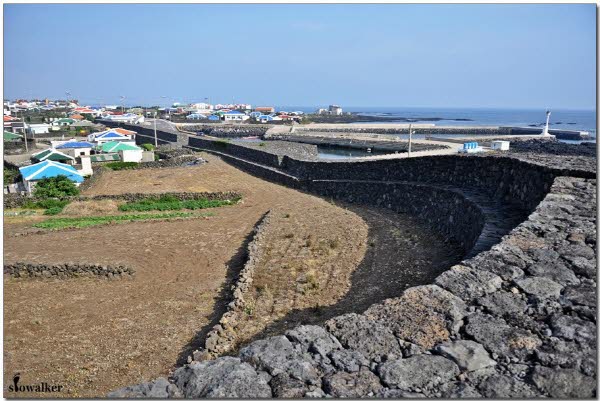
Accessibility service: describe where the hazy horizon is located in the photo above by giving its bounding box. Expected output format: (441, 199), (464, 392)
(4, 4), (596, 110)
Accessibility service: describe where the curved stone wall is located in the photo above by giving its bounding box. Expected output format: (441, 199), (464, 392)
(109, 176), (597, 399)
(108, 131), (596, 398)
(308, 180), (485, 253)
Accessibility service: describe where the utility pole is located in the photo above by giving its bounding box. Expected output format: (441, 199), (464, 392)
(154, 111), (158, 147)
(21, 110), (28, 153)
(408, 124), (413, 158)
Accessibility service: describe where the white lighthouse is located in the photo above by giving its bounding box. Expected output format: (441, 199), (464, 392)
(541, 109), (552, 136)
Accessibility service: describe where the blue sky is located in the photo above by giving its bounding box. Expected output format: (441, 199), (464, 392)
(4, 4), (596, 109)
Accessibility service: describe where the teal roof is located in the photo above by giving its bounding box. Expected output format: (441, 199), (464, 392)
(4, 131), (22, 141)
(19, 160), (84, 183)
(101, 141), (141, 152)
(32, 148), (75, 162)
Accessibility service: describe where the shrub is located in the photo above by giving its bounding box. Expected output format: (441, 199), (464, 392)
(44, 206), (64, 215)
(33, 176), (79, 198)
(4, 168), (20, 184)
(104, 162), (139, 171)
(22, 198), (70, 215)
(141, 143), (155, 151)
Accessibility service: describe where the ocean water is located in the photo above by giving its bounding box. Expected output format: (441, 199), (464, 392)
(279, 106), (597, 135)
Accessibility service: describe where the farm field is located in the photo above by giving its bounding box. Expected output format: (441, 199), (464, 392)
(3, 153), (368, 398)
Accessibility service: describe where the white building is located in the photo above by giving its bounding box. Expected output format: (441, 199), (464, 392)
(223, 110), (250, 122)
(190, 102), (213, 111)
(26, 123), (52, 135)
(329, 105), (343, 115)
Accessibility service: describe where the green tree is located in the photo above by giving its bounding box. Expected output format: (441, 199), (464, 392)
(33, 176), (80, 198)
(141, 143), (155, 151)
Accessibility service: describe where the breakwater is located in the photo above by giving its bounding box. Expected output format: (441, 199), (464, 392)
(266, 133), (447, 153)
(292, 126), (590, 141)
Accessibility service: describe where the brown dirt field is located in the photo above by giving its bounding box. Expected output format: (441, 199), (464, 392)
(4, 153), (368, 398)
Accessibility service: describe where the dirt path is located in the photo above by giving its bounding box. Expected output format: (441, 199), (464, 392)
(4, 153), (368, 398)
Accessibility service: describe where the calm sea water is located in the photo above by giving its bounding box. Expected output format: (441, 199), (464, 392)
(279, 106), (597, 135)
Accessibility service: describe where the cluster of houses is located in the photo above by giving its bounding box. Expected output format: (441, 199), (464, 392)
(11, 127), (151, 194)
(182, 105), (306, 124)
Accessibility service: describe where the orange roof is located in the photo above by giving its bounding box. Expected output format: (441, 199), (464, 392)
(70, 114), (84, 119)
(114, 128), (136, 135)
(4, 116), (18, 122)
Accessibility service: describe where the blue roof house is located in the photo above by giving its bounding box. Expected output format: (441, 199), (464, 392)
(223, 110), (249, 122)
(186, 113), (207, 120)
(259, 114), (274, 123)
(207, 114), (221, 121)
(56, 141), (95, 158)
(19, 160), (85, 193)
(87, 130), (133, 145)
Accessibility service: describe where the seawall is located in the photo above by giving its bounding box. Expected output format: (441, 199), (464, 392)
(108, 124), (597, 399)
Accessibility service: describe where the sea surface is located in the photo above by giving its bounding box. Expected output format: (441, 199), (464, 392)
(278, 106), (597, 136)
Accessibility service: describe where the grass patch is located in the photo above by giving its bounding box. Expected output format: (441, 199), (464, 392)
(118, 195), (241, 212)
(104, 161), (139, 171)
(22, 198), (70, 215)
(32, 211), (211, 230)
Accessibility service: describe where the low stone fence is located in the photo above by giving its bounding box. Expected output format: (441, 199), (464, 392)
(194, 211), (272, 360)
(3, 191), (241, 209)
(135, 155), (206, 169)
(109, 176), (597, 399)
(78, 166), (108, 191)
(4, 262), (135, 279)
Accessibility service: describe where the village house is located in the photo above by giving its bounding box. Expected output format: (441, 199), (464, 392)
(55, 141), (95, 158)
(255, 106), (275, 114)
(88, 129), (135, 145)
(19, 160), (85, 193)
(100, 141), (143, 163)
(52, 118), (76, 127)
(223, 110), (250, 122)
(26, 123), (52, 135)
(31, 148), (76, 164)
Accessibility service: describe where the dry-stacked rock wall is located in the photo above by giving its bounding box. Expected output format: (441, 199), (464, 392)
(109, 176), (597, 399)
(4, 262), (135, 279)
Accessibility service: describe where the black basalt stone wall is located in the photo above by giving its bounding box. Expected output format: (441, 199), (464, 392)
(188, 137), (283, 168)
(308, 180), (485, 253)
(281, 155), (578, 213)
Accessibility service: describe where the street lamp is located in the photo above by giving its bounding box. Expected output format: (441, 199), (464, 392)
(20, 109), (28, 153)
(407, 124), (413, 158)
